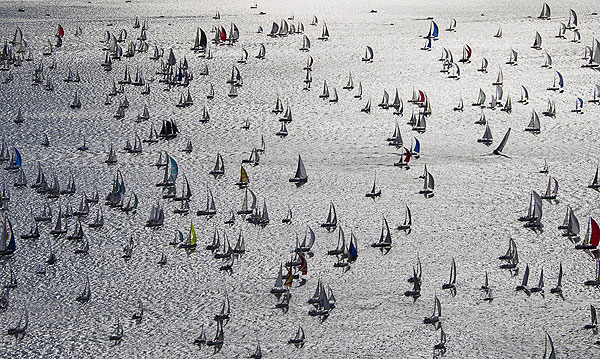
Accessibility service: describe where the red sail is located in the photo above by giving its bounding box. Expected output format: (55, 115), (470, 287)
(590, 218), (600, 246)
(418, 90), (425, 102)
(404, 148), (411, 163)
(57, 24), (64, 37)
(220, 27), (227, 42)
(296, 251), (307, 275)
(465, 45), (472, 59)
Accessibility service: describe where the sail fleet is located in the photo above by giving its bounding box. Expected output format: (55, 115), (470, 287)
(0, 1), (599, 357)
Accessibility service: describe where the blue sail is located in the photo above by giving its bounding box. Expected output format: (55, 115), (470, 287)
(116, 179), (123, 194)
(14, 148), (21, 168)
(132, 192), (138, 209)
(168, 157), (179, 183)
(6, 219), (15, 252)
(577, 97), (583, 108)
(414, 138), (421, 153)
(426, 38), (431, 49)
(556, 71), (563, 87)
(348, 238), (358, 262)
(432, 22), (439, 38)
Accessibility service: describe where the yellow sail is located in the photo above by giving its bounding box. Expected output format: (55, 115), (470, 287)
(240, 165), (249, 184)
(190, 221), (197, 245)
(284, 266), (293, 286)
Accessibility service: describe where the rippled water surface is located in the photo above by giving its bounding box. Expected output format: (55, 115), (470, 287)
(1, 0), (600, 358)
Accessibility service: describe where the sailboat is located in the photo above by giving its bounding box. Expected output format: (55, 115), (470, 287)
(442, 258), (457, 291)
(519, 85), (529, 104)
(506, 49), (518, 65)
(365, 172), (381, 198)
(404, 266), (422, 300)
(371, 216), (392, 251)
(478, 124), (493, 146)
(282, 206), (293, 224)
(529, 268), (544, 295)
(516, 264), (531, 295)
(525, 110), (541, 133)
(289, 155), (308, 183)
(318, 22), (329, 40)
(361, 97), (371, 113)
(145, 202), (164, 227)
(179, 222), (197, 249)
(250, 342), (262, 359)
(397, 205), (412, 232)
(300, 35), (311, 51)
(394, 147), (411, 168)
(584, 259), (600, 286)
(572, 97), (584, 113)
(342, 72), (354, 90)
(589, 166), (600, 189)
(478, 57), (488, 73)
(541, 176), (558, 200)
(541, 333), (556, 359)
(196, 187), (217, 216)
(321, 202), (337, 229)
(542, 99), (556, 118)
(75, 276), (92, 303)
(287, 326), (305, 348)
(494, 25), (502, 38)
(424, 21), (439, 39)
(423, 295), (441, 324)
(454, 97), (464, 111)
(547, 71), (564, 92)
(584, 305), (598, 329)
(532, 31), (542, 50)
(362, 46), (374, 62)
(446, 18), (457, 32)
(7, 308), (28, 340)
(575, 217), (600, 250)
(459, 44), (471, 63)
(209, 153), (225, 176)
(271, 264), (287, 298)
(419, 171), (434, 197)
(538, 2), (551, 20)
(472, 88), (486, 107)
(492, 128), (511, 156)
(550, 263), (563, 295)
(255, 43), (266, 59)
